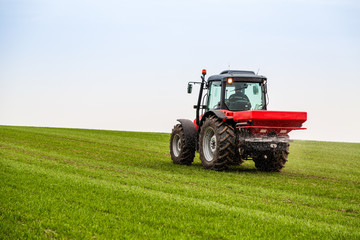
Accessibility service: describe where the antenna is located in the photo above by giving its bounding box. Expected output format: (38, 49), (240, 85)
(256, 68), (260, 75)
(228, 63), (231, 70)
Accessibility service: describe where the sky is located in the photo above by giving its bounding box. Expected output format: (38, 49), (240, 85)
(1, 0), (360, 143)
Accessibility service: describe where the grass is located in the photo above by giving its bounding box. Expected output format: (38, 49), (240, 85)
(0, 125), (359, 239)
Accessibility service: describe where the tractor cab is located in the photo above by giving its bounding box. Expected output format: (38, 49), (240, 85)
(206, 71), (267, 112)
(188, 70), (268, 126)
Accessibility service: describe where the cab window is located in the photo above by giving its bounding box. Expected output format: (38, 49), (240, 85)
(207, 81), (221, 110)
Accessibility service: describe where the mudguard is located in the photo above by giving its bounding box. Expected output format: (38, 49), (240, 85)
(199, 110), (228, 127)
(177, 119), (197, 146)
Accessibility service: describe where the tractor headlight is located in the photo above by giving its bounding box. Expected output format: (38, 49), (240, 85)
(227, 78), (233, 84)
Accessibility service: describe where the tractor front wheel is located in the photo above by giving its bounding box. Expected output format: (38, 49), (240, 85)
(199, 116), (238, 171)
(170, 124), (195, 165)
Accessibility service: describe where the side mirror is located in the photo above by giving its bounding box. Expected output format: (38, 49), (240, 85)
(253, 85), (259, 95)
(187, 83), (193, 94)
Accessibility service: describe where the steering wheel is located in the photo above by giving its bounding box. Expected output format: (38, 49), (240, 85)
(229, 95), (251, 110)
(229, 95), (248, 102)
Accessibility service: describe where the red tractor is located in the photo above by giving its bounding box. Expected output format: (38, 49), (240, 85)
(170, 69), (307, 172)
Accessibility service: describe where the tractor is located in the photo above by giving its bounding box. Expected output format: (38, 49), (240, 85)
(170, 69), (307, 172)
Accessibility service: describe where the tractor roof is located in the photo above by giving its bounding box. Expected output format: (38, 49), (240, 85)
(208, 70), (266, 83)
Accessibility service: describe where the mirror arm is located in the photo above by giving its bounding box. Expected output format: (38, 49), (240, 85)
(188, 81), (204, 94)
(188, 81), (203, 85)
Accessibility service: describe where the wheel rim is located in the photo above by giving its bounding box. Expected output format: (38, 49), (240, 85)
(203, 127), (216, 162)
(172, 134), (181, 157)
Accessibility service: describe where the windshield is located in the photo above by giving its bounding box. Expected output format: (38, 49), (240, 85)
(225, 82), (265, 111)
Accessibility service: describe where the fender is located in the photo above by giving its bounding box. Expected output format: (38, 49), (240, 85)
(177, 119), (197, 146)
(199, 110), (228, 127)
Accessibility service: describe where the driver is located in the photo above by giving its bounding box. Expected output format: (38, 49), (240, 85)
(229, 86), (251, 110)
(229, 87), (250, 102)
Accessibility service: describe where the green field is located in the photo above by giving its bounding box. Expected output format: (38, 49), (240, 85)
(0, 125), (359, 239)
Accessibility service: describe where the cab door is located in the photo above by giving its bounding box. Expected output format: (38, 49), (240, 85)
(206, 81), (222, 110)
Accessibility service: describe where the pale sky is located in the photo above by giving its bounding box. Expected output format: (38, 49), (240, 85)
(1, 0), (359, 143)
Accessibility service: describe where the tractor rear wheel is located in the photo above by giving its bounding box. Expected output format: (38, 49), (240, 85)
(170, 124), (195, 165)
(253, 146), (289, 172)
(199, 116), (238, 171)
